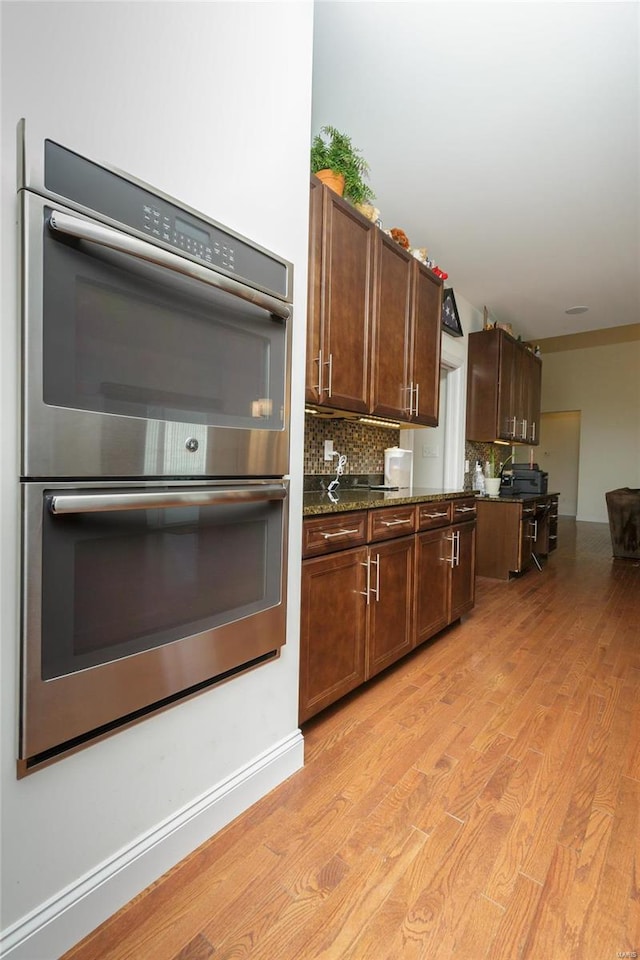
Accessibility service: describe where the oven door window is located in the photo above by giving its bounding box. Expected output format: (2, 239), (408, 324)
(42, 214), (286, 430)
(40, 491), (284, 679)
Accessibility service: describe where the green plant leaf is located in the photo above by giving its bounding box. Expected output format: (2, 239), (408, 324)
(310, 125), (375, 204)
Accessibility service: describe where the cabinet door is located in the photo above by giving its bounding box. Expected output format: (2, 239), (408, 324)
(497, 333), (519, 441)
(450, 522), (476, 621)
(475, 499), (520, 580)
(299, 547), (368, 723)
(369, 232), (412, 420)
(415, 527), (450, 645)
(320, 190), (375, 413)
(526, 352), (542, 444)
(366, 536), (414, 679)
(409, 262), (442, 426)
(305, 176), (323, 404)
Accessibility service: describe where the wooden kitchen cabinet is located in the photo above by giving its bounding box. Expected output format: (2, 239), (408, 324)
(306, 177), (375, 413)
(475, 495), (558, 580)
(300, 510), (414, 720)
(369, 231), (412, 420)
(466, 327), (542, 444)
(415, 527), (451, 643)
(408, 259), (442, 426)
(300, 496), (476, 722)
(306, 178), (442, 425)
(369, 233), (442, 425)
(365, 535), (415, 678)
(415, 498), (476, 646)
(299, 545), (368, 723)
(450, 519), (477, 620)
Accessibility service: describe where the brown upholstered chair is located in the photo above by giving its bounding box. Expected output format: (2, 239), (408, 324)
(605, 488), (640, 559)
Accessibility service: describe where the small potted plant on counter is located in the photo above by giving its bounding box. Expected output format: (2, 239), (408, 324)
(485, 451), (502, 496)
(310, 125), (375, 204)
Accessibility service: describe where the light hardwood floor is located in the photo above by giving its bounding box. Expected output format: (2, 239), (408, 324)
(63, 519), (640, 960)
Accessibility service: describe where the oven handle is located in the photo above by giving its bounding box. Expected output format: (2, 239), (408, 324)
(49, 484), (288, 515)
(48, 209), (291, 323)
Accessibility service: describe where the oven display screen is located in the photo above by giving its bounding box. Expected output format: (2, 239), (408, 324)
(175, 216), (209, 244)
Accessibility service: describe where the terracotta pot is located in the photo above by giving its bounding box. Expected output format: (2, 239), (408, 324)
(315, 169), (345, 196)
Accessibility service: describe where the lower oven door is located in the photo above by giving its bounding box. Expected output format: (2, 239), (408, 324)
(20, 479), (288, 771)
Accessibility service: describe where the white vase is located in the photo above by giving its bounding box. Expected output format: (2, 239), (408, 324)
(485, 477), (502, 497)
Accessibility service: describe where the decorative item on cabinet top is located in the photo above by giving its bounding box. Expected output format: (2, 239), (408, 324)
(310, 125), (375, 204)
(442, 287), (463, 337)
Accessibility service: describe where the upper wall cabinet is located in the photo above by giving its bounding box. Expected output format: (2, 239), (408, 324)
(466, 328), (542, 444)
(306, 178), (442, 425)
(306, 177), (375, 413)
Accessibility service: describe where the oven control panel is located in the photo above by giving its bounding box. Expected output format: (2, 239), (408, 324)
(42, 139), (289, 300)
(142, 204), (236, 271)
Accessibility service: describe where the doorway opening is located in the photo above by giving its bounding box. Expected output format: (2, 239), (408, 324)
(407, 348), (465, 490)
(538, 411), (581, 516)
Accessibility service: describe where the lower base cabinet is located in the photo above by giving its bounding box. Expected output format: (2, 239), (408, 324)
(299, 547), (367, 723)
(415, 521), (476, 647)
(299, 497), (476, 723)
(366, 535), (415, 679)
(475, 495), (559, 580)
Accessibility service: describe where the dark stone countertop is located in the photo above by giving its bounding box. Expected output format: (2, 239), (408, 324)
(303, 487), (472, 517)
(475, 491), (560, 503)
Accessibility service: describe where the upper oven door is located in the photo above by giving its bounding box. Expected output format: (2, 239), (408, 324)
(20, 191), (291, 479)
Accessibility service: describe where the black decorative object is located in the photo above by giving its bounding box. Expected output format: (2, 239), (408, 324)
(442, 287), (463, 337)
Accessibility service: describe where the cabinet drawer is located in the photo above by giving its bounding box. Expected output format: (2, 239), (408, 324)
(418, 501), (452, 530)
(452, 498), (477, 523)
(303, 511), (368, 558)
(368, 505), (417, 542)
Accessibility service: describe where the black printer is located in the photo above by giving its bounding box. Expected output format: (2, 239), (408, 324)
(500, 462), (548, 495)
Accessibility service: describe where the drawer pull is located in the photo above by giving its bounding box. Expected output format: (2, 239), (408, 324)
(320, 528), (360, 539)
(549, 535), (558, 540)
(423, 511), (448, 519)
(522, 508), (535, 514)
(380, 518), (412, 527)
(455, 506), (475, 513)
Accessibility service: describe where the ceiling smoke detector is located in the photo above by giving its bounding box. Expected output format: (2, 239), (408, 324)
(565, 305), (589, 315)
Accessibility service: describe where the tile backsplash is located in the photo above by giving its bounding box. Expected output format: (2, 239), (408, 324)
(464, 440), (513, 490)
(304, 414), (400, 475)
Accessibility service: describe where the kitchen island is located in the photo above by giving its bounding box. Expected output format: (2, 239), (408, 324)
(300, 486), (476, 722)
(475, 492), (559, 580)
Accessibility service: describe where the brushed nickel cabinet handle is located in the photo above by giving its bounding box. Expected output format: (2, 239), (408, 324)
(314, 349), (324, 396)
(360, 557), (371, 604)
(320, 528), (360, 539)
(371, 554), (380, 601)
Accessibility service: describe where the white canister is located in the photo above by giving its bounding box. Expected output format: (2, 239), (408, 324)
(384, 447), (413, 489)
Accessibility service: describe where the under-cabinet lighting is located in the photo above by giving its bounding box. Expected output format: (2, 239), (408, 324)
(304, 407), (400, 429)
(358, 417), (401, 429)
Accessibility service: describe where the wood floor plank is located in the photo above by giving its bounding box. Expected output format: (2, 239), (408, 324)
(487, 872), (544, 960)
(61, 521), (640, 960)
(450, 892), (505, 959)
(339, 814), (465, 960)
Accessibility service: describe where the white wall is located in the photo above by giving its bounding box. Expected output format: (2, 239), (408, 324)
(541, 339), (640, 522)
(0, 3), (313, 957)
(407, 291), (484, 490)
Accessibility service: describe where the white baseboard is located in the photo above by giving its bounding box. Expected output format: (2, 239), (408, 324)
(1, 730), (304, 960)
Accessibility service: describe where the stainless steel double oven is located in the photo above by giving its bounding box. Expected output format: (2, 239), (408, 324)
(17, 121), (293, 773)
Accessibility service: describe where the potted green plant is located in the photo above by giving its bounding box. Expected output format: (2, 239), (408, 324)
(485, 449), (502, 496)
(310, 125), (375, 204)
